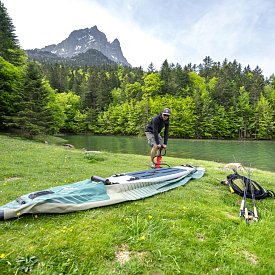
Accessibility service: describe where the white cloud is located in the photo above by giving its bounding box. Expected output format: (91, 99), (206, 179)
(2, 0), (174, 69)
(162, 0), (275, 75)
(2, 0), (275, 76)
(4, 0), (109, 48)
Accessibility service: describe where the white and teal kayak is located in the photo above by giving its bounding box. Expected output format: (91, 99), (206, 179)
(0, 165), (204, 220)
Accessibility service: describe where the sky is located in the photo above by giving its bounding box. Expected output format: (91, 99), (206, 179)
(2, 0), (275, 77)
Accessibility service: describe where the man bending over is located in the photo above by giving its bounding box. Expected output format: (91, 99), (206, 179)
(145, 107), (171, 168)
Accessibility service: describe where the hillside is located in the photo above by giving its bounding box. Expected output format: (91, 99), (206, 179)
(26, 48), (116, 66)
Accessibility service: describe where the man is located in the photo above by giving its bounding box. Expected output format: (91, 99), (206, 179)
(145, 107), (171, 168)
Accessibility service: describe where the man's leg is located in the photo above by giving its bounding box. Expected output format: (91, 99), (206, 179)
(145, 132), (163, 168)
(145, 132), (158, 168)
(150, 145), (158, 162)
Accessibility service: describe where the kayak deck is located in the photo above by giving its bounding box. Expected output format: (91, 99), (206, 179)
(127, 167), (189, 179)
(106, 166), (195, 185)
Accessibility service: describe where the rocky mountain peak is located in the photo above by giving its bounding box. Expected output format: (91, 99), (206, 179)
(111, 38), (120, 45)
(39, 26), (130, 66)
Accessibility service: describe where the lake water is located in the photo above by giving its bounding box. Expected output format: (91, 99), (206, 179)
(63, 135), (275, 172)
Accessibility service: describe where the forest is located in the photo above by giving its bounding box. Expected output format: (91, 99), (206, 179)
(1, 1), (274, 140)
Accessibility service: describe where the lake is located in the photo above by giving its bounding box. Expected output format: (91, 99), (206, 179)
(63, 135), (275, 172)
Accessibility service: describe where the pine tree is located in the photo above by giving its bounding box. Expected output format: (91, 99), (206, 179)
(9, 62), (55, 137)
(0, 56), (23, 129)
(160, 59), (172, 95)
(254, 94), (274, 139)
(0, 1), (26, 66)
(147, 62), (156, 73)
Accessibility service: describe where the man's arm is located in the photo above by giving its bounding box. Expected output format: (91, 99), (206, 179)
(152, 116), (160, 145)
(163, 123), (169, 145)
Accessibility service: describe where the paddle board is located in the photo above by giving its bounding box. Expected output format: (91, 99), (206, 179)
(0, 165), (204, 220)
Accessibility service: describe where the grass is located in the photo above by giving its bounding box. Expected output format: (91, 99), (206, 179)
(0, 134), (274, 274)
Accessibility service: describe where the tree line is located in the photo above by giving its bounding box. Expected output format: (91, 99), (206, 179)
(1, 1), (274, 139)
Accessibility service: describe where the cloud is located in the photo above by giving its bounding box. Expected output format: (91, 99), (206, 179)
(2, 0), (275, 76)
(4, 0), (112, 48)
(161, 0), (275, 75)
(3, 0), (174, 69)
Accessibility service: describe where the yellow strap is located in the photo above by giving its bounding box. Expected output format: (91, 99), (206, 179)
(229, 186), (234, 193)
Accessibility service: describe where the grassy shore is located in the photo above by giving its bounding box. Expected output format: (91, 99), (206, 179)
(0, 134), (274, 274)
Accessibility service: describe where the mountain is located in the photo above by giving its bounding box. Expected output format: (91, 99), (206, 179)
(27, 26), (130, 67)
(26, 48), (116, 67)
(70, 48), (116, 66)
(25, 49), (63, 62)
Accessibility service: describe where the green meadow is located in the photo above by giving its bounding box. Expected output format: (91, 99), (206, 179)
(0, 134), (274, 274)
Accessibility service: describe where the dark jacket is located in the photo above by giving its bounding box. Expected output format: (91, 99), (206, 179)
(145, 113), (170, 145)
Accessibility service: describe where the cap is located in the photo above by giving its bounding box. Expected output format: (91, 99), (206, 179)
(162, 108), (171, 116)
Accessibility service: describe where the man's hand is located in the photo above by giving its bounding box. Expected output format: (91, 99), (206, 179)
(157, 144), (162, 148)
(162, 144), (167, 149)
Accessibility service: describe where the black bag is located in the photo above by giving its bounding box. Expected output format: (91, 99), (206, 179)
(224, 171), (275, 200)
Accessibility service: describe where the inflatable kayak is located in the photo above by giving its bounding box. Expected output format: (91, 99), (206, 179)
(0, 165), (204, 220)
